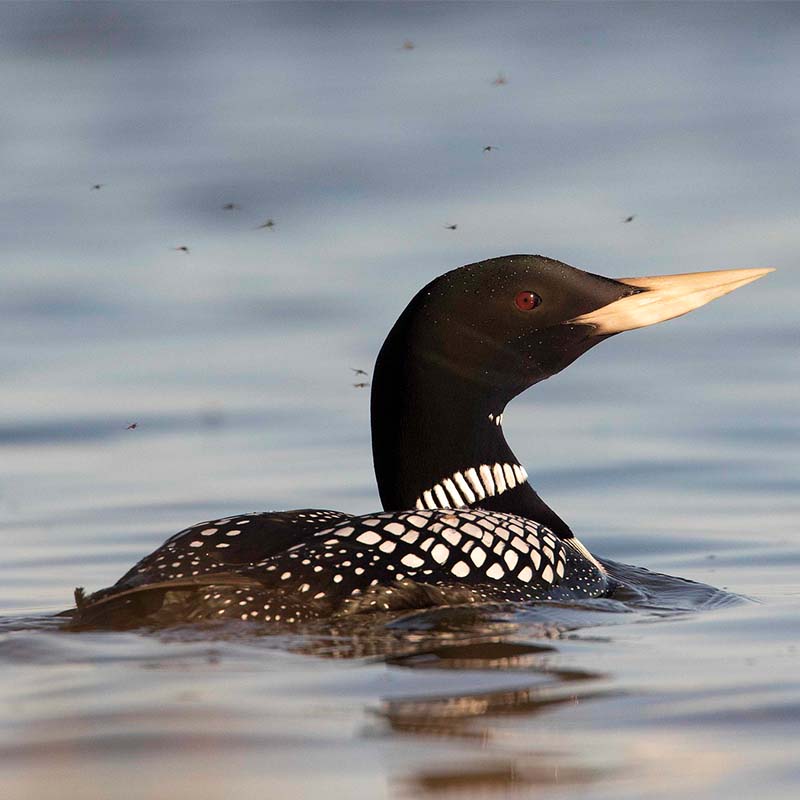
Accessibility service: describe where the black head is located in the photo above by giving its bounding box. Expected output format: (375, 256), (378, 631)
(371, 254), (772, 527)
(396, 254), (636, 401)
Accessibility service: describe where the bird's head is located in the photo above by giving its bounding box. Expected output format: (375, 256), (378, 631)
(397, 254), (773, 401)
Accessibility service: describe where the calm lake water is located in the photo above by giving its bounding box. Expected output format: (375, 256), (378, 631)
(1, 3), (798, 798)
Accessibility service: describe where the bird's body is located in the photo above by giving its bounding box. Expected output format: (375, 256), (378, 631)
(69, 254), (771, 628)
(72, 508), (608, 627)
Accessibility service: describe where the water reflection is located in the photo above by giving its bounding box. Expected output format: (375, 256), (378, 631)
(382, 650), (610, 734)
(380, 638), (615, 796)
(1, 594), (794, 800)
(387, 640), (559, 670)
(401, 758), (609, 797)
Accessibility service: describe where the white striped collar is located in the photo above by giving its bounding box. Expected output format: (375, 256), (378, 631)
(415, 462), (528, 510)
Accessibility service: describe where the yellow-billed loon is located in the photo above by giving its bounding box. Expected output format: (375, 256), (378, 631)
(69, 255), (771, 627)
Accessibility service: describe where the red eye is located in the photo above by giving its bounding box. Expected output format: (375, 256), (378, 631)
(514, 290), (541, 311)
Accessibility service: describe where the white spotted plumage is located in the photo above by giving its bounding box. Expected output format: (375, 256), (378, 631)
(79, 506), (606, 626)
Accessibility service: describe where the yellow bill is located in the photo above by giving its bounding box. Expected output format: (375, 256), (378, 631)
(570, 267), (774, 335)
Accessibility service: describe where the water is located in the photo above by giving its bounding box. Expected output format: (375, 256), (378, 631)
(1, 3), (798, 798)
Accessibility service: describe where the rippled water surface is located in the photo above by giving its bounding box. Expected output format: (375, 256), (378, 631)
(1, 4), (798, 799)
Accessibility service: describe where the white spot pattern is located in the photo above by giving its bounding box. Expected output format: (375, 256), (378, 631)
(88, 507), (605, 627)
(415, 462), (528, 510)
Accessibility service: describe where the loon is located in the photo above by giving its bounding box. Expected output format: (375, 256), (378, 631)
(69, 255), (771, 627)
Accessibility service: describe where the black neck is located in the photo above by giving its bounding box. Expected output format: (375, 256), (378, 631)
(370, 315), (573, 538)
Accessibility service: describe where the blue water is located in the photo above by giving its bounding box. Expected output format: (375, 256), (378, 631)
(1, 4), (798, 798)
